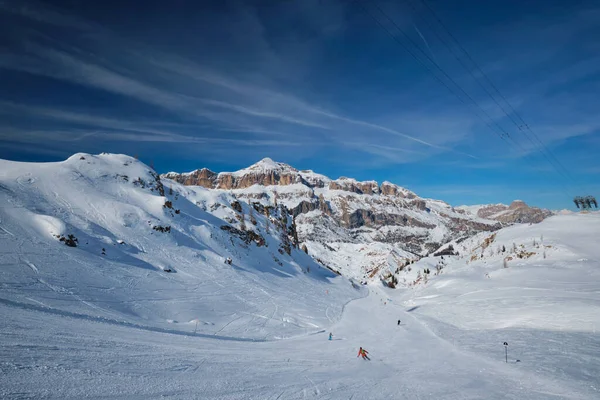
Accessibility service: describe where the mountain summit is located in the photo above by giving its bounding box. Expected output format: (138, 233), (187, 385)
(457, 200), (552, 224)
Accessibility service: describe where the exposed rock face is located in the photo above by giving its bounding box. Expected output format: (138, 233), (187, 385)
(329, 179), (379, 195)
(217, 170), (298, 189)
(162, 158), (551, 283)
(476, 204), (507, 220)
(380, 182), (416, 198)
(508, 200), (527, 210)
(165, 159), (305, 190)
(496, 204), (553, 224)
(410, 199), (428, 211)
(471, 201), (553, 224)
(165, 159), (419, 197)
(163, 168), (216, 188)
(290, 200), (320, 217)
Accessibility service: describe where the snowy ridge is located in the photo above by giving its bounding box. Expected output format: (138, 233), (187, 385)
(299, 169), (332, 185)
(228, 157), (295, 176)
(163, 168), (209, 178)
(457, 203), (507, 215)
(0, 153), (362, 340)
(164, 158), (296, 179)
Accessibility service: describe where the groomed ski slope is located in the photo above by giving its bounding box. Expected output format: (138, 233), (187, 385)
(2, 279), (598, 399)
(1, 154), (599, 399)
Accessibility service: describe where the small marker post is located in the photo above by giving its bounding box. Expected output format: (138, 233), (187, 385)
(503, 342), (508, 363)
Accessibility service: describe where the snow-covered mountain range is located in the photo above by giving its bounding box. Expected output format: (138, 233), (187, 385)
(164, 157), (553, 283)
(1, 153), (598, 399)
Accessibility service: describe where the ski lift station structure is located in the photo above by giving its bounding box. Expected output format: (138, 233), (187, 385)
(573, 196), (598, 210)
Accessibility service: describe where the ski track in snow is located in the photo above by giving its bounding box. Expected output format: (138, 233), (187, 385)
(23, 260), (39, 274)
(0, 297), (266, 343)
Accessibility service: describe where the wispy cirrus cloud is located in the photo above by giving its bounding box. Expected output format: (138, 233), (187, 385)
(0, 0), (483, 165)
(0, 0), (92, 29)
(1, 0), (598, 210)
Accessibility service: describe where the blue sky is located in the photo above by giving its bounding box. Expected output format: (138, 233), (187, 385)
(1, 0), (599, 209)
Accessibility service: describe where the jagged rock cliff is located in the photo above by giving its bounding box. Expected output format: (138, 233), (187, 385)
(163, 158), (519, 282)
(164, 158), (310, 190)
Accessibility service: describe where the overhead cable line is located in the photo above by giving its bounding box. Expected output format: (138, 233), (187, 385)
(355, 0), (514, 147)
(354, 0), (575, 196)
(355, 0), (559, 189)
(411, 0), (580, 192)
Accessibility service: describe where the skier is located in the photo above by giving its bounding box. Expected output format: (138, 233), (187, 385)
(357, 347), (370, 360)
(397, 319), (401, 326)
(328, 332), (333, 341)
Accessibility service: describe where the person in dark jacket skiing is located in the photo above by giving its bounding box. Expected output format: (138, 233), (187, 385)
(357, 347), (370, 360)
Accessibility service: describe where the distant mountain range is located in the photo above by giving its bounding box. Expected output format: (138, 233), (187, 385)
(0, 152), (556, 289)
(163, 158), (553, 282)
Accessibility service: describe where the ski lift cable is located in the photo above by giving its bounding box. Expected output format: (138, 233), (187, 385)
(349, 0), (491, 136)
(360, 0), (514, 144)
(354, 0), (572, 196)
(401, 0), (574, 188)
(403, 0), (577, 195)
(359, 0), (575, 196)
(414, 0), (578, 189)
(412, 0), (581, 192)
(404, 0), (524, 132)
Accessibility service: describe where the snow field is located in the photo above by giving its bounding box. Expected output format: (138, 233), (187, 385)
(0, 154), (598, 399)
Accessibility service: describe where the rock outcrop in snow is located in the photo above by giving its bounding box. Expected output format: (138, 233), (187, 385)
(164, 158), (319, 190)
(457, 200), (553, 224)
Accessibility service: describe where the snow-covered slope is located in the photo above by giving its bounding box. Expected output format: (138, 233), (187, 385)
(0, 153), (362, 340)
(387, 213), (600, 397)
(1, 154), (599, 399)
(401, 212), (600, 331)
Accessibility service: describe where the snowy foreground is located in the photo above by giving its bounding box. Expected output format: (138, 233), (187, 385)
(1, 154), (599, 399)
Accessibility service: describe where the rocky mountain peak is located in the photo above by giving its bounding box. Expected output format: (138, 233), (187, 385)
(241, 158), (297, 175)
(380, 181), (417, 199)
(509, 200), (528, 210)
(458, 200), (553, 224)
